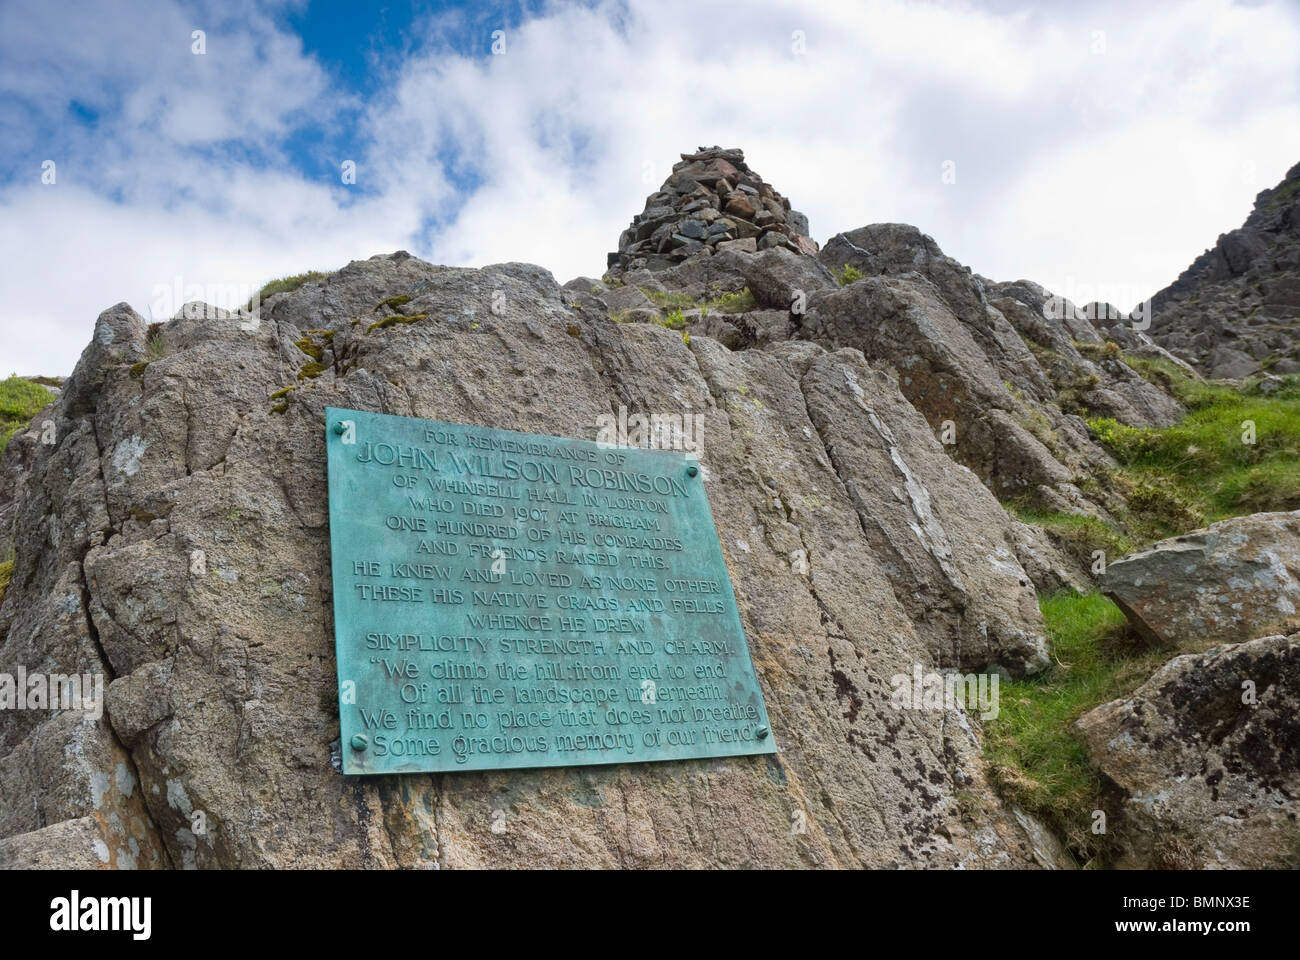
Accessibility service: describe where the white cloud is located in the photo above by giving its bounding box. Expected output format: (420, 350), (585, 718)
(2, 0), (1298, 374)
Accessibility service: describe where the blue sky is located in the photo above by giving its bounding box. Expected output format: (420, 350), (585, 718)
(3, 0), (1300, 374)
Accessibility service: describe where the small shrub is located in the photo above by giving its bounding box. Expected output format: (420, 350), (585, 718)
(836, 263), (863, 285)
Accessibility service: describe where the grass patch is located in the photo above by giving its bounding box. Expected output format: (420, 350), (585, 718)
(658, 310), (687, 331)
(1089, 371), (1300, 522)
(1009, 507), (1134, 568)
(708, 287), (756, 314)
(985, 590), (1170, 867)
(0, 376), (54, 453)
(643, 289), (698, 310)
(250, 271), (327, 307)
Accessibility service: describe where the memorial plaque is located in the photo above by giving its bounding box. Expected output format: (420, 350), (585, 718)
(325, 407), (777, 774)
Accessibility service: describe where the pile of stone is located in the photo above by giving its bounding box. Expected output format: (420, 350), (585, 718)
(608, 146), (817, 272)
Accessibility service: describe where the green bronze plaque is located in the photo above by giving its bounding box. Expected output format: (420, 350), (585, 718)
(325, 407), (777, 775)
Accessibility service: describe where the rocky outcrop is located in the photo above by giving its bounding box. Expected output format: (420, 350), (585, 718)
(0, 249), (1071, 869)
(1147, 161), (1300, 377)
(1102, 511), (1300, 646)
(608, 147), (818, 272)
(1076, 632), (1300, 869)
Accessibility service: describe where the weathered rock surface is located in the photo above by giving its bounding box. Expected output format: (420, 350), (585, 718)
(0, 250), (1068, 869)
(1076, 632), (1300, 869)
(1102, 511), (1300, 646)
(1147, 161), (1300, 377)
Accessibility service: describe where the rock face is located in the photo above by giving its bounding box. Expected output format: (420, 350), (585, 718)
(0, 246), (1078, 869)
(1102, 511), (1300, 646)
(1076, 633), (1300, 869)
(1147, 161), (1300, 377)
(18, 145), (1291, 871)
(609, 147), (818, 272)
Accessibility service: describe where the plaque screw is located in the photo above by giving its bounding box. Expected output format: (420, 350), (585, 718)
(756, 725), (770, 739)
(350, 734), (369, 751)
(333, 422), (346, 435)
(686, 463), (699, 477)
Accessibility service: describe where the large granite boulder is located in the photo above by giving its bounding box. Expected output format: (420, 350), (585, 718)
(1076, 632), (1300, 869)
(1102, 511), (1300, 646)
(0, 251), (1065, 869)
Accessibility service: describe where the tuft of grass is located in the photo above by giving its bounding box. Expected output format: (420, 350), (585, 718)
(0, 376), (54, 454)
(836, 263), (863, 286)
(708, 287), (756, 314)
(250, 271), (327, 307)
(146, 329), (166, 361)
(643, 289), (698, 310)
(985, 590), (1169, 867)
(659, 310), (688, 331)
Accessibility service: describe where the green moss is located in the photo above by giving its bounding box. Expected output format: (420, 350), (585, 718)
(296, 362), (327, 380)
(0, 558), (11, 606)
(129, 361), (150, 379)
(294, 335), (324, 361)
(0, 376), (54, 454)
(269, 386), (295, 401)
(708, 287), (756, 314)
(366, 312), (428, 333)
(836, 263), (863, 286)
(270, 401), (289, 415)
(985, 591), (1170, 867)
(374, 295), (412, 313)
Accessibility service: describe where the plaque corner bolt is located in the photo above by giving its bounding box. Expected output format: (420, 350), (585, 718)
(332, 422), (346, 436)
(686, 463), (699, 477)
(350, 734), (369, 751)
(756, 725), (770, 739)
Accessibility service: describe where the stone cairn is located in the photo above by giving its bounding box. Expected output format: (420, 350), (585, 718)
(608, 146), (818, 271)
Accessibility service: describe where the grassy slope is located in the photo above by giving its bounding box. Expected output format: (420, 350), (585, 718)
(988, 363), (1300, 866)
